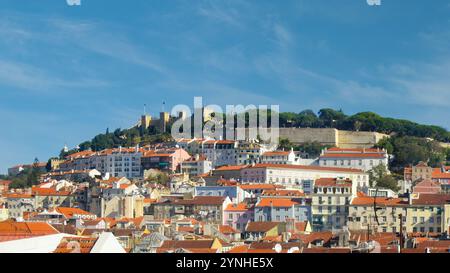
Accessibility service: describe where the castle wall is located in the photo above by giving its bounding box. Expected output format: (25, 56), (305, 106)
(235, 127), (389, 149)
(337, 130), (389, 148)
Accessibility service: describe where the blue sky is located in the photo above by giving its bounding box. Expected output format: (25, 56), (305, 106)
(1, 0), (450, 173)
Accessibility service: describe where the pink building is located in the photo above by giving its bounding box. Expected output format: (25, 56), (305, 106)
(223, 202), (254, 233)
(141, 148), (191, 172)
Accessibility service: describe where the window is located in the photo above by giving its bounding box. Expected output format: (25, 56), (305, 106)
(413, 217), (417, 224)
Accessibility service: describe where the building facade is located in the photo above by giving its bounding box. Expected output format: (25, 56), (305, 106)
(318, 147), (389, 172)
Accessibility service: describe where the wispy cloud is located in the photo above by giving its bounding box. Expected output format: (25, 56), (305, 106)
(0, 59), (109, 92)
(197, 1), (243, 28)
(46, 18), (167, 74)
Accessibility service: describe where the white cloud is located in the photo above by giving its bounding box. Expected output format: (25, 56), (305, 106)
(197, 0), (244, 28)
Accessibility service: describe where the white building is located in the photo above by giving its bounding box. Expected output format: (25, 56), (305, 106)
(260, 149), (296, 165)
(318, 147), (389, 172)
(236, 141), (275, 165)
(60, 146), (143, 179)
(203, 140), (238, 168)
(180, 154), (212, 176)
(240, 163), (369, 190)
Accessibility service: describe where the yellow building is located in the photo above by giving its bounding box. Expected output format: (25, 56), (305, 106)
(406, 193), (450, 234)
(348, 196), (407, 233)
(348, 193), (450, 234)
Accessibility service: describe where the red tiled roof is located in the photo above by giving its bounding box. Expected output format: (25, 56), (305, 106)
(432, 168), (450, 179)
(159, 240), (216, 250)
(54, 207), (95, 219)
(32, 187), (72, 196)
(262, 151), (290, 156)
(177, 226), (195, 233)
(295, 221), (308, 232)
(296, 231), (333, 245)
(215, 165), (249, 171)
(412, 194), (450, 205)
(246, 222), (279, 233)
(239, 184), (278, 190)
(262, 189), (305, 197)
(219, 225), (239, 234)
(314, 178), (352, 187)
(413, 180), (441, 194)
(225, 203), (252, 211)
(0, 221), (59, 240)
(0, 180), (12, 186)
(66, 150), (95, 160)
(247, 164), (365, 173)
(4, 193), (33, 199)
(256, 198), (300, 208)
(54, 237), (97, 253)
(302, 247), (351, 253)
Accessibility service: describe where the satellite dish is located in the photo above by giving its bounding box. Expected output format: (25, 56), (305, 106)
(287, 247), (299, 253)
(274, 244), (282, 253)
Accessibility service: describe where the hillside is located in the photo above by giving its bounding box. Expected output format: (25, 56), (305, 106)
(72, 109), (449, 149)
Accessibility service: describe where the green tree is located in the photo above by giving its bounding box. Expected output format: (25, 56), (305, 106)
(27, 158), (42, 186)
(278, 138), (293, 150)
(297, 110), (319, 128)
(318, 108), (346, 128)
(368, 164), (399, 192)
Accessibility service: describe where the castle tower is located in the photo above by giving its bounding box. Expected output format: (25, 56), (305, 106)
(141, 115), (152, 130)
(159, 112), (170, 133)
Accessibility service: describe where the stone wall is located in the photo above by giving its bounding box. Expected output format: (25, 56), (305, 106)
(235, 127), (389, 148)
(337, 130), (389, 148)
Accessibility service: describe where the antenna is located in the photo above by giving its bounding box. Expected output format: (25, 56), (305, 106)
(144, 104), (147, 115)
(162, 101), (166, 113)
